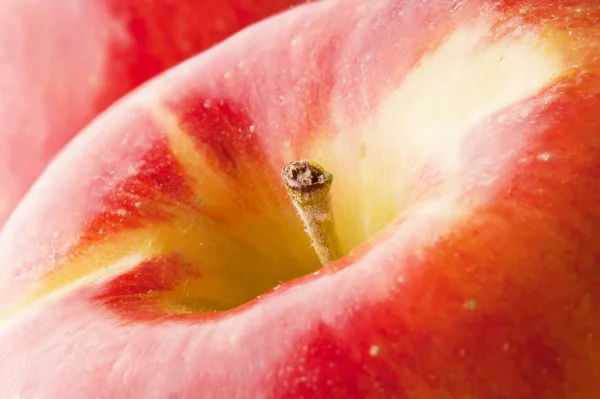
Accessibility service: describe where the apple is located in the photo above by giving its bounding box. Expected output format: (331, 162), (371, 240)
(1, 0), (600, 397)
(0, 0), (305, 228)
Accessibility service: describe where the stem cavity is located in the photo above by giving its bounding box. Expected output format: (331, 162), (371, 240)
(281, 160), (341, 266)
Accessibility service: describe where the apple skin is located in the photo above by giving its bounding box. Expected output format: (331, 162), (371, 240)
(0, 0), (305, 228)
(1, 0), (600, 397)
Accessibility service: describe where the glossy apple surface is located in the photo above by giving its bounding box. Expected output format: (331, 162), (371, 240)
(0, 0), (304, 227)
(1, 0), (600, 397)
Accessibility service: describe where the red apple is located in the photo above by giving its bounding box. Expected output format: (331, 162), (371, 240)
(0, 0), (305, 228)
(1, 0), (600, 397)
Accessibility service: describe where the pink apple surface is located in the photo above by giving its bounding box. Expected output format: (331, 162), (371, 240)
(0, 0), (304, 228)
(1, 0), (600, 397)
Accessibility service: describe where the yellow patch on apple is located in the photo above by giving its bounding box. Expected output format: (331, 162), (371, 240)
(312, 20), (569, 255)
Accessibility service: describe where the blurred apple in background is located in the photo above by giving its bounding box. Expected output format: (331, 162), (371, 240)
(2, 0), (600, 397)
(0, 0), (305, 227)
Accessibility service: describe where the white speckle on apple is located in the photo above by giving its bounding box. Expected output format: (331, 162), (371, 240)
(117, 208), (127, 217)
(369, 345), (380, 356)
(249, 125), (255, 133)
(463, 299), (478, 310)
(53, 231), (60, 238)
(134, 202), (142, 208)
(223, 71), (231, 79)
(536, 152), (551, 161)
(203, 100), (212, 109)
(396, 276), (405, 284)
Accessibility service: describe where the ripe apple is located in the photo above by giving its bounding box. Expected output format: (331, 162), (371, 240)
(1, 0), (600, 397)
(0, 0), (305, 228)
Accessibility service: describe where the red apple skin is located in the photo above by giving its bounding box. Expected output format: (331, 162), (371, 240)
(0, 0), (305, 228)
(1, 0), (600, 397)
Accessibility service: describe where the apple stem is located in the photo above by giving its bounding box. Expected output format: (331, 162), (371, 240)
(281, 160), (341, 266)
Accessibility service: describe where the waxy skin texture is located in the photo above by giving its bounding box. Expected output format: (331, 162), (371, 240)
(0, 0), (303, 226)
(1, 0), (600, 397)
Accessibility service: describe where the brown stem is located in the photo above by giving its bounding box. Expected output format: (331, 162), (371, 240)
(281, 160), (341, 266)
